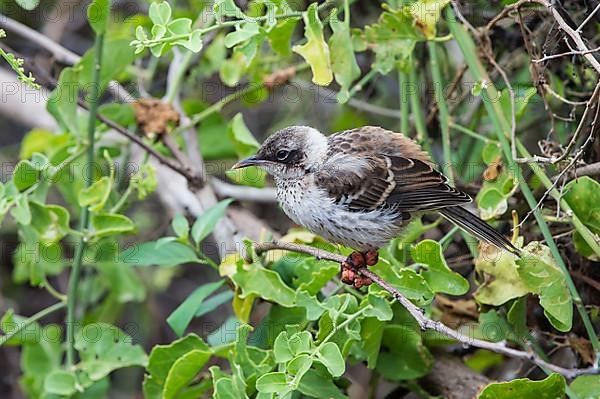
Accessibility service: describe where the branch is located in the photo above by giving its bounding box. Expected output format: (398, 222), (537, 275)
(542, 0), (600, 74)
(573, 161), (600, 178)
(253, 240), (599, 380)
(211, 177), (277, 203)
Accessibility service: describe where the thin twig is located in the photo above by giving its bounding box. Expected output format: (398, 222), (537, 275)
(253, 240), (599, 380)
(516, 125), (596, 229)
(542, 0), (600, 73)
(550, 82), (600, 164)
(76, 98), (200, 184)
(533, 45), (600, 63)
(576, 1), (600, 32)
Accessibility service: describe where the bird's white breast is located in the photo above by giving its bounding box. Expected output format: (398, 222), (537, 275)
(275, 176), (405, 250)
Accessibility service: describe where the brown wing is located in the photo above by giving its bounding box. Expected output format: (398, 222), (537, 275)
(315, 127), (471, 213)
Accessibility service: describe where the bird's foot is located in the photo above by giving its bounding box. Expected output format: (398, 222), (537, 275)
(364, 249), (379, 266)
(340, 251), (376, 289)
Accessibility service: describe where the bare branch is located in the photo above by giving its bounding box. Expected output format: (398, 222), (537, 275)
(211, 178), (277, 203)
(253, 240), (599, 380)
(573, 161), (600, 178)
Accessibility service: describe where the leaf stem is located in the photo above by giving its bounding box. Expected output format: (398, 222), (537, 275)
(65, 31), (105, 368)
(408, 61), (429, 151)
(348, 69), (377, 99)
(0, 302), (66, 347)
(399, 69), (409, 134)
(449, 121), (499, 144)
(427, 41), (453, 183)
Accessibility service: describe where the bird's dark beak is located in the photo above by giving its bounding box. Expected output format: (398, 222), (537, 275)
(232, 155), (262, 169)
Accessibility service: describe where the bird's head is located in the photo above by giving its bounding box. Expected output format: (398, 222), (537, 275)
(232, 126), (328, 180)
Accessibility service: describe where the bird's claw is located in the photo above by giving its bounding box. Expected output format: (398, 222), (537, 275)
(364, 250), (379, 266)
(340, 251), (376, 289)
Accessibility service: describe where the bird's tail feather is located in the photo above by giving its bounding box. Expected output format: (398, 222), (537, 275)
(439, 206), (521, 256)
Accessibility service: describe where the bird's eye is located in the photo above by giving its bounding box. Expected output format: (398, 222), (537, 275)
(276, 150), (289, 161)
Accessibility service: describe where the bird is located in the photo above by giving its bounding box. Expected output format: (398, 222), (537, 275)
(232, 126), (520, 288)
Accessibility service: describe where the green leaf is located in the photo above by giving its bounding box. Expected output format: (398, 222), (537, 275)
(195, 290), (233, 317)
(97, 261), (146, 303)
(273, 331), (293, 363)
(225, 21), (260, 48)
(29, 202), (70, 244)
(231, 262), (296, 307)
(564, 176), (600, 260)
(79, 38), (137, 93)
(411, 240), (469, 295)
(191, 199), (233, 245)
(47, 67), (80, 135)
(44, 370), (77, 396)
(130, 162), (157, 200)
(507, 296), (528, 339)
(464, 350), (505, 373)
(298, 369), (347, 399)
(316, 342), (345, 378)
(294, 257), (339, 295)
(87, 0), (110, 34)
(477, 187), (508, 220)
(78, 176), (112, 212)
(287, 354), (312, 378)
(168, 18), (192, 35)
(516, 242), (573, 332)
(564, 177), (600, 232)
(174, 30), (203, 53)
(75, 323), (147, 382)
(478, 373), (565, 399)
(255, 372), (288, 393)
(19, 129), (69, 159)
(15, 0), (39, 10)
(288, 331), (312, 356)
(90, 213), (135, 238)
(329, 10), (360, 103)
(359, 317), (384, 369)
(364, 5), (423, 74)
(226, 114), (266, 188)
(362, 294), (393, 321)
(474, 243), (529, 306)
(570, 375), (600, 399)
(295, 290), (326, 321)
(481, 142), (502, 165)
(409, 0), (450, 39)
(149, 1), (171, 25)
(147, 334), (209, 383)
(121, 240), (200, 267)
(477, 310), (509, 342)
(171, 213), (189, 239)
(167, 280), (224, 336)
(370, 262), (434, 304)
(163, 349), (212, 399)
(292, 3), (333, 86)
(268, 17), (300, 57)
(11, 194), (31, 225)
(376, 325), (433, 380)
(12, 160), (39, 192)
(214, 0), (245, 19)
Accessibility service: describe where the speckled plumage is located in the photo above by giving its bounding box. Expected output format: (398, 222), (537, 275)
(236, 126), (519, 254)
